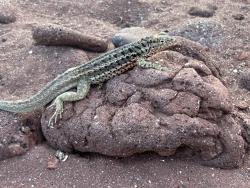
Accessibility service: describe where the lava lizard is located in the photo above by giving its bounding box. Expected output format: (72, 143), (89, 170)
(0, 32), (176, 127)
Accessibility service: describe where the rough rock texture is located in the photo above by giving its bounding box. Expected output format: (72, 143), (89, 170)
(165, 36), (222, 79)
(32, 24), (108, 52)
(0, 111), (42, 160)
(42, 43), (245, 168)
(170, 21), (225, 48)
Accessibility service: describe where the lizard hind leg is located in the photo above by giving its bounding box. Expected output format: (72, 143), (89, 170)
(48, 78), (90, 128)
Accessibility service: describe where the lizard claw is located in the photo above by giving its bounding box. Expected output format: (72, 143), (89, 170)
(48, 100), (56, 110)
(47, 108), (64, 128)
(48, 119), (54, 128)
(47, 99), (64, 128)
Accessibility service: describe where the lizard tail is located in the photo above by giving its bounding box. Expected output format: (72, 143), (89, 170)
(0, 99), (44, 113)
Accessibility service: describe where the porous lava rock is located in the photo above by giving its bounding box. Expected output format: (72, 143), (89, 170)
(41, 38), (245, 168)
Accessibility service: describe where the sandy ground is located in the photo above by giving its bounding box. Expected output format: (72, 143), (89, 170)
(1, 144), (250, 188)
(0, 0), (250, 187)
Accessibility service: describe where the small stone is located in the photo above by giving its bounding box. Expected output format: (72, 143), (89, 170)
(8, 143), (25, 156)
(20, 126), (31, 133)
(232, 14), (245, 20)
(112, 27), (155, 47)
(235, 51), (249, 61)
(239, 71), (250, 91)
(28, 50), (33, 55)
(0, 3), (17, 24)
(188, 6), (215, 18)
(235, 101), (249, 110)
(47, 156), (59, 170)
(55, 150), (68, 162)
(233, 69), (238, 73)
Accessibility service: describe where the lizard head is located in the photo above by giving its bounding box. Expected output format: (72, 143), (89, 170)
(149, 31), (176, 53)
(155, 31), (175, 46)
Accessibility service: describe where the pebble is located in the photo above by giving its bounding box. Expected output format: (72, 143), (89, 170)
(8, 143), (25, 156)
(232, 14), (245, 20)
(32, 24), (108, 52)
(235, 51), (249, 61)
(112, 27), (155, 47)
(0, 3), (16, 24)
(55, 150), (68, 162)
(235, 101), (249, 110)
(47, 156), (59, 170)
(233, 69), (238, 73)
(239, 71), (250, 91)
(20, 126), (31, 134)
(188, 5), (216, 18)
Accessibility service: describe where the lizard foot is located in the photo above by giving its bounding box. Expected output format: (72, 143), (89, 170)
(47, 99), (64, 128)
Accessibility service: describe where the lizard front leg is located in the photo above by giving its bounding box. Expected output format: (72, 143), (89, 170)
(48, 78), (90, 128)
(138, 58), (167, 71)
